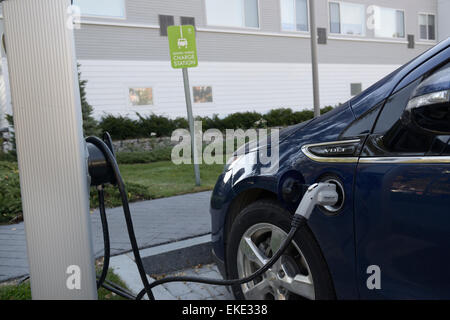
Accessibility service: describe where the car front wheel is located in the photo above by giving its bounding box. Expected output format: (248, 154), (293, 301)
(226, 199), (335, 300)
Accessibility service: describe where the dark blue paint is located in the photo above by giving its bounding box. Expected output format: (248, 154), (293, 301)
(210, 38), (450, 300)
(355, 163), (450, 299)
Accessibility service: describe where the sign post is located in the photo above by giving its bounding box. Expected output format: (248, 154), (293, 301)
(168, 25), (201, 186)
(309, 0), (321, 118)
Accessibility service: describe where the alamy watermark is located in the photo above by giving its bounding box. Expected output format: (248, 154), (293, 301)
(171, 121), (280, 174)
(66, 264), (81, 290)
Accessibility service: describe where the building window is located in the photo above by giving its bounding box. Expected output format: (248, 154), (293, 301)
(205, 0), (259, 28)
(181, 16), (196, 28)
(350, 83), (362, 96)
(73, 0), (125, 18)
(419, 14), (436, 40)
(129, 88), (153, 106)
(373, 6), (405, 38)
(159, 15), (174, 36)
(193, 86), (213, 103)
(281, 0), (308, 32)
(329, 2), (365, 36)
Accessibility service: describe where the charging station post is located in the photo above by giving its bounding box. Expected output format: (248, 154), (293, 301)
(2, 0), (97, 299)
(168, 25), (201, 186)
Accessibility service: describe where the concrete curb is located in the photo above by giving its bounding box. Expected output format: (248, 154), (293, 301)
(109, 234), (214, 300)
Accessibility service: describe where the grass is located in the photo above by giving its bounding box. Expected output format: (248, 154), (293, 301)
(119, 161), (224, 199)
(0, 268), (129, 300)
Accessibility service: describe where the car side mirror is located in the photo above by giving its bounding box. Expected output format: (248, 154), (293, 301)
(402, 89), (450, 135)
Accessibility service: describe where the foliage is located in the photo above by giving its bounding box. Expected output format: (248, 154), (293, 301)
(0, 161), (22, 224)
(136, 112), (176, 137)
(99, 106), (336, 140)
(99, 115), (140, 140)
(78, 64), (99, 137)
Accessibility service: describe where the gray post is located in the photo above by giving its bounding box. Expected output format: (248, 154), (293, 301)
(2, 0), (97, 299)
(182, 68), (201, 186)
(309, 0), (321, 118)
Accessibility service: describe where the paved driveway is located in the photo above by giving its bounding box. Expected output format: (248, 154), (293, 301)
(0, 191), (212, 282)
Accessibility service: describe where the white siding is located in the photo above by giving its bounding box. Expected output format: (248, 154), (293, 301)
(438, 0), (450, 41)
(78, 59), (400, 119)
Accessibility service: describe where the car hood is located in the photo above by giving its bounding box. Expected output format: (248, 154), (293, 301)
(233, 118), (314, 155)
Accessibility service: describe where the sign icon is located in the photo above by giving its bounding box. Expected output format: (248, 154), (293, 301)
(178, 38), (188, 49)
(168, 25), (198, 69)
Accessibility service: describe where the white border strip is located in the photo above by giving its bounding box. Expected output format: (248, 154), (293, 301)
(73, 20), (436, 45)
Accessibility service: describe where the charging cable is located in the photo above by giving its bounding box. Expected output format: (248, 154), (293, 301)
(87, 135), (338, 300)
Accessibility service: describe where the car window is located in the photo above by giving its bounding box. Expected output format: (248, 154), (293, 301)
(373, 78), (420, 134)
(371, 61), (449, 155)
(341, 102), (383, 138)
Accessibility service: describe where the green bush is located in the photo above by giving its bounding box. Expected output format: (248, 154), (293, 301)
(0, 151), (17, 162)
(95, 106), (337, 141)
(196, 114), (223, 131)
(78, 65), (100, 137)
(292, 109), (315, 124)
(321, 106), (334, 114)
(222, 111), (263, 130)
(137, 113), (176, 137)
(263, 108), (295, 127)
(0, 162), (22, 224)
(100, 115), (140, 140)
(172, 117), (189, 130)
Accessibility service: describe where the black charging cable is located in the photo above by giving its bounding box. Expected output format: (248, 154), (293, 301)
(96, 186), (109, 289)
(86, 136), (155, 300)
(136, 217), (304, 300)
(88, 134), (307, 301)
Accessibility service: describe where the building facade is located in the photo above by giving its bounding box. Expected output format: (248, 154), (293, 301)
(0, 0), (449, 125)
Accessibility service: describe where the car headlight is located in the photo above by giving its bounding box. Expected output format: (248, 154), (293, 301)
(224, 154), (242, 172)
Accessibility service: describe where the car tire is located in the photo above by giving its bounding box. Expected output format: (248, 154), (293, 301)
(226, 199), (336, 300)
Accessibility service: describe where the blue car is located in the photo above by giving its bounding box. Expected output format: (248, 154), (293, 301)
(210, 38), (450, 300)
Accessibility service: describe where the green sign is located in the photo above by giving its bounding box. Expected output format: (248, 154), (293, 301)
(168, 25), (198, 69)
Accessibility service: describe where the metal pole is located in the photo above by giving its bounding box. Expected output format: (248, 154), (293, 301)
(2, 0), (97, 299)
(309, 0), (321, 118)
(182, 68), (201, 186)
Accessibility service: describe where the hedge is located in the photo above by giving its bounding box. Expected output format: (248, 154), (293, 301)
(99, 106), (335, 140)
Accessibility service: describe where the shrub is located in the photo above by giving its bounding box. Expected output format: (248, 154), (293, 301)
(0, 162), (22, 224)
(96, 106), (337, 141)
(99, 115), (140, 140)
(263, 108), (295, 127)
(5, 115), (17, 161)
(292, 109), (314, 123)
(172, 117), (189, 130)
(78, 65), (100, 137)
(321, 106), (334, 114)
(222, 112), (263, 130)
(136, 113), (175, 137)
(195, 114), (222, 131)
(0, 152), (17, 162)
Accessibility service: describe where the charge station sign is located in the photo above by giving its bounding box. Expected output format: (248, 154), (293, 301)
(167, 25), (201, 185)
(168, 25), (198, 69)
